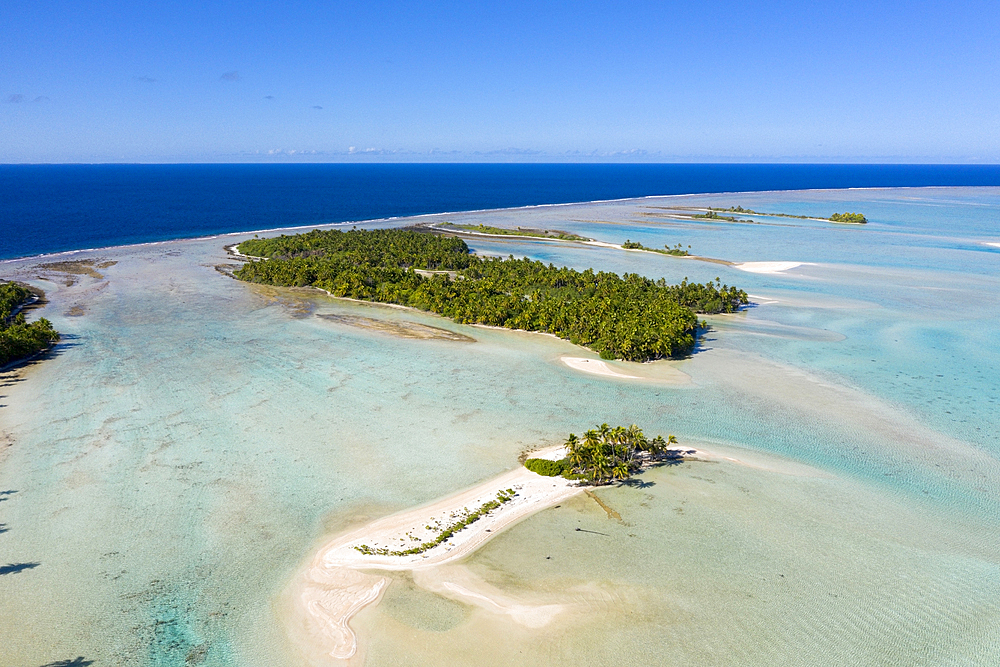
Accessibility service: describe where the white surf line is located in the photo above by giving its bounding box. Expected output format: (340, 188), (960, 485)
(746, 294), (780, 305)
(985, 242), (1000, 249)
(224, 244), (264, 261)
(561, 356), (640, 379)
(734, 261), (813, 274)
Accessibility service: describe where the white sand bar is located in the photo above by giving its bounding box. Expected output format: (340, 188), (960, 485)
(287, 445), (583, 661)
(561, 356), (640, 378)
(735, 261), (812, 274)
(581, 240), (623, 249)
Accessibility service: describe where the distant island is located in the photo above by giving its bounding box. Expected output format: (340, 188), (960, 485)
(828, 212), (868, 224)
(695, 210), (756, 222)
(0, 281), (60, 367)
(639, 206), (868, 225)
(525, 423), (686, 484)
(622, 240), (691, 256)
(234, 228), (748, 361)
(438, 223), (591, 241)
(710, 206), (868, 224)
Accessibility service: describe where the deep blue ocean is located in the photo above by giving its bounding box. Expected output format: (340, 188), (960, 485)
(3, 163), (1000, 260)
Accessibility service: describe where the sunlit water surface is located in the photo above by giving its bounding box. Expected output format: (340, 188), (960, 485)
(2, 187), (999, 666)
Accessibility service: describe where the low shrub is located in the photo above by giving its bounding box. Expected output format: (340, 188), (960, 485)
(525, 458), (569, 477)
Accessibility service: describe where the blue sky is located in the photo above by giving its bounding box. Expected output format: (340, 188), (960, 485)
(2, 0), (998, 162)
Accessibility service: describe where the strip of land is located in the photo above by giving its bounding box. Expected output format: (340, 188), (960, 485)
(286, 445), (584, 660)
(435, 222), (591, 242)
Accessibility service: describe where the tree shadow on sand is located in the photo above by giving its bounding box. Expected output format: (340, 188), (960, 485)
(39, 658), (94, 667)
(619, 478), (656, 489)
(0, 562), (40, 575)
(0, 335), (80, 375)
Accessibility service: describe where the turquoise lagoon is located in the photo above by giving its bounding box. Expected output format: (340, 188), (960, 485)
(1, 188), (1000, 665)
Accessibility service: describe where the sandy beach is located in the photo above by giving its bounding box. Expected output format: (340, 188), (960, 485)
(285, 445), (585, 662)
(734, 261), (811, 274)
(560, 356), (639, 378)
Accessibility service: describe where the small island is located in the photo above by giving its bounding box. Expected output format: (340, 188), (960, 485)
(829, 212), (868, 224)
(0, 281), (60, 367)
(355, 423), (687, 557)
(622, 240), (692, 256)
(694, 210), (756, 223)
(709, 206), (868, 224)
(294, 422), (698, 660)
(438, 223), (592, 241)
(234, 228), (748, 361)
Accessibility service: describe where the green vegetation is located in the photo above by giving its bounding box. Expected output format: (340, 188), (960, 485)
(524, 458), (571, 477)
(235, 228), (748, 361)
(710, 206), (867, 224)
(353, 489), (517, 556)
(692, 210), (755, 222)
(237, 228), (472, 270)
(829, 212), (868, 224)
(0, 282), (60, 367)
(622, 240), (691, 256)
(542, 423), (681, 484)
(442, 223), (591, 241)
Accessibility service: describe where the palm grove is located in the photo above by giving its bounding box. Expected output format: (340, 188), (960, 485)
(525, 423), (680, 484)
(235, 228), (748, 361)
(0, 282), (60, 366)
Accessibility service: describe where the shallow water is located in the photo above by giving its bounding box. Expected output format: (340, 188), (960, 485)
(1, 188), (999, 666)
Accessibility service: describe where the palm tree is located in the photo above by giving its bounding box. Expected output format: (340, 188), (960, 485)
(626, 424), (647, 453)
(566, 433), (586, 470)
(591, 452), (610, 484)
(598, 423), (611, 442)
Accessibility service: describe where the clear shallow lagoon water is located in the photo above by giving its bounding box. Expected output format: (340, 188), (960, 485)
(1, 187), (999, 666)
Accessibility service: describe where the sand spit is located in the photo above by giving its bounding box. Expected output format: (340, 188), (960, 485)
(561, 356), (639, 378)
(734, 261), (812, 274)
(286, 446), (584, 662)
(560, 356), (691, 384)
(582, 240), (623, 250)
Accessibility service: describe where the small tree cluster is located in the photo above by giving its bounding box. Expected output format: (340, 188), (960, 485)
(563, 423), (677, 484)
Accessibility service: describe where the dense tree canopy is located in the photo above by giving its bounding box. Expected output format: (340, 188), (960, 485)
(829, 212), (868, 224)
(235, 228), (748, 361)
(0, 281), (60, 366)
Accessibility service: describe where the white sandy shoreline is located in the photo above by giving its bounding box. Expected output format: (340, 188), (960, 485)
(287, 445), (584, 661)
(735, 261), (813, 274)
(282, 440), (739, 662)
(561, 356), (639, 378)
